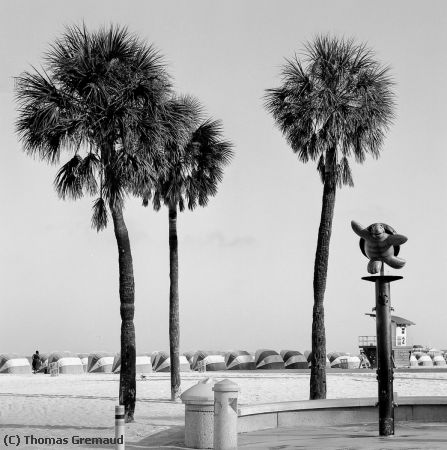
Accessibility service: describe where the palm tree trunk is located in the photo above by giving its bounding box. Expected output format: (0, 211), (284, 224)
(310, 149), (337, 400)
(169, 204), (181, 400)
(111, 204), (136, 421)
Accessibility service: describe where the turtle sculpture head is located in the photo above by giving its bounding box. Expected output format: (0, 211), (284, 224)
(368, 223), (386, 241)
(351, 220), (408, 274)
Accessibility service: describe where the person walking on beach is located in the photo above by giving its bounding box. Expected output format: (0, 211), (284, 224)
(32, 350), (41, 373)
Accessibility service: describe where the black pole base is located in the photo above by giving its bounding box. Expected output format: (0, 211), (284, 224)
(379, 417), (395, 436)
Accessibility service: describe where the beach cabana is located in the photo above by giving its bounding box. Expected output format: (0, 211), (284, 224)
(0, 354), (31, 374)
(281, 350), (308, 369)
(327, 352), (348, 363)
(152, 351), (170, 372)
(47, 352), (84, 374)
(433, 355), (446, 366)
(225, 350), (255, 370)
(151, 351), (190, 372)
(112, 353), (152, 374)
(87, 352), (114, 373)
(330, 355), (360, 369)
(134, 354), (153, 373)
(192, 351), (226, 371)
(183, 351), (195, 367)
(255, 349), (284, 370)
(112, 353), (121, 373)
(77, 353), (89, 372)
(417, 354), (433, 367)
(280, 350), (308, 369)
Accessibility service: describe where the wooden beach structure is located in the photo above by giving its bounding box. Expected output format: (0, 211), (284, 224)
(359, 313), (415, 368)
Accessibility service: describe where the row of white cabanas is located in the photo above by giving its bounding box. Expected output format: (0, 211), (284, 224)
(0, 352), (151, 374)
(0, 349), (362, 374)
(410, 351), (447, 367)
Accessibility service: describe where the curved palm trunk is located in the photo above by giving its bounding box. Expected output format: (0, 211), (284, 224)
(111, 204), (136, 421)
(310, 150), (336, 400)
(169, 204), (181, 400)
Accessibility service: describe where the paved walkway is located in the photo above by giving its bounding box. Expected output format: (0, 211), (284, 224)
(238, 422), (447, 449)
(140, 422), (447, 449)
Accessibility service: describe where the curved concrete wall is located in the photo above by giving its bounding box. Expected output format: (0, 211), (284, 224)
(238, 397), (447, 433)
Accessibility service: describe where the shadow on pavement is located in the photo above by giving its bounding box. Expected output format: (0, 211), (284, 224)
(126, 426), (186, 449)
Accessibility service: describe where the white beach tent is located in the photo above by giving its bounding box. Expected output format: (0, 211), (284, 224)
(417, 354), (433, 367)
(77, 353), (89, 372)
(327, 352), (351, 364)
(330, 355), (361, 369)
(152, 351), (170, 372)
(225, 350), (255, 370)
(48, 352), (84, 374)
(183, 351), (195, 368)
(433, 355), (446, 366)
(409, 354), (418, 367)
(191, 351), (226, 371)
(112, 353), (152, 374)
(280, 350), (308, 369)
(87, 352), (114, 373)
(0, 354), (31, 374)
(112, 353), (121, 373)
(255, 349), (285, 370)
(151, 351), (191, 372)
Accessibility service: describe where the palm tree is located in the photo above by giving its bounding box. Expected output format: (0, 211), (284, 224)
(15, 24), (174, 420)
(144, 96), (233, 400)
(265, 35), (395, 399)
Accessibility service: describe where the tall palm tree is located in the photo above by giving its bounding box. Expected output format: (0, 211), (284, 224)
(265, 35), (395, 399)
(15, 24), (174, 420)
(144, 96), (233, 400)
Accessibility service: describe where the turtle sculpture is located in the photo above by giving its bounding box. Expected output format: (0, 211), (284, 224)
(351, 220), (407, 274)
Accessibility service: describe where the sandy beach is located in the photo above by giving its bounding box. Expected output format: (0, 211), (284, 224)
(2, 370), (447, 448)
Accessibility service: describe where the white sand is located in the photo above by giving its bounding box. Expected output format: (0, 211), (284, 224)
(1, 371), (447, 448)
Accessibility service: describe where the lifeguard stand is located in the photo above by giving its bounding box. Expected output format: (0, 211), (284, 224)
(359, 313), (415, 368)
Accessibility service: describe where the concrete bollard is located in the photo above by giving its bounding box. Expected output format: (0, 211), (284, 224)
(181, 378), (215, 449)
(115, 405), (125, 450)
(213, 379), (239, 450)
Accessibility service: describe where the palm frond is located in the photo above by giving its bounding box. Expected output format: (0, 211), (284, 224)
(157, 94), (203, 149)
(15, 70), (83, 164)
(91, 197), (108, 231)
(54, 155), (84, 199)
(336, 156), (354, 188)
(80, 153), (100, 195)
(152, 190), (162, 211)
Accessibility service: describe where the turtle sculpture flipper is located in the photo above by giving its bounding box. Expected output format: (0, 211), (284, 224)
(382, 254), (406, 269)
(351, 220), (407, 274)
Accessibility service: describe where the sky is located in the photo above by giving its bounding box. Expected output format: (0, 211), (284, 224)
(1, 0), (446, 357)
